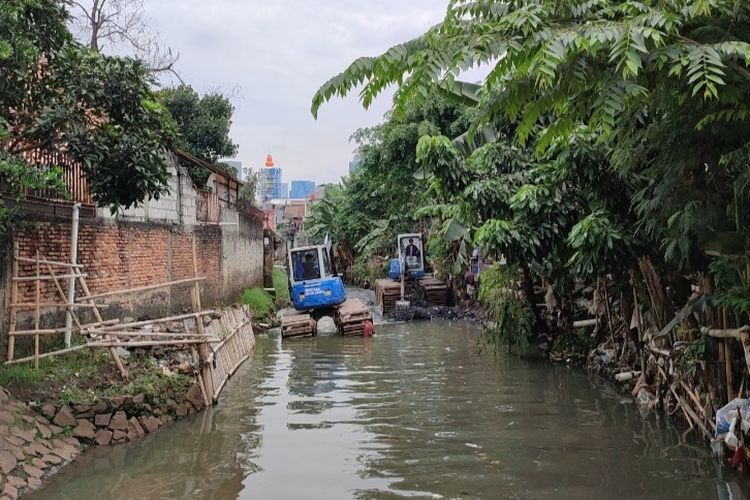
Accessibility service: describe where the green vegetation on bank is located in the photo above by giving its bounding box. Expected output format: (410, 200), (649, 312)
(0, 348), (191, 406)
(241, 269), (290, 321)
(241, 289), (274, 319)
(309, 0), (750, 421)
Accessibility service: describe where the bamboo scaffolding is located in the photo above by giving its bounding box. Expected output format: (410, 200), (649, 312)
(12, 273), (87, 282)
(34, 250), (41, 369)
(9, 302), (108, 310)
(14, 256), (83, 268)
(94, 331), (217, 338)
(80, 277), (206, 301)
(192, 236), (213, 403)
(72, 266), (128, 379)
(4, 345), (88, 365)
(87, 339), (222, 348)
(92, 311), (217, 333)
(7, 243), (19, 362)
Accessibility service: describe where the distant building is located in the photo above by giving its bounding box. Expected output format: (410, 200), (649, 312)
(259, 154), (283, 200)
(224, 160), (243, 180)
(289, 180), (316, 200)
(279, 182), (289, 199)
(348, 154), (361, 173)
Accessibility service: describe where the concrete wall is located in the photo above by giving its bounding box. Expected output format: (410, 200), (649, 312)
(221, 210), (264, 301)
(96, 154), (197, 226)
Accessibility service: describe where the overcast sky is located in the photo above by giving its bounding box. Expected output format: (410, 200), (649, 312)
(139, 0), (447, 185)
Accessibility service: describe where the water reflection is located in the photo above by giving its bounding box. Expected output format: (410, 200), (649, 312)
(30, 321), (748, 499)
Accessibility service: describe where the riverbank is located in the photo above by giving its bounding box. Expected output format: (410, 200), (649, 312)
(0, 305), (255, 499)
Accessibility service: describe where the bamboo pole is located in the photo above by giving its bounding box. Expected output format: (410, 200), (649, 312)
(192, 236), (212, 403)
(633, 280), (646, 374)
(93, 311), (216, 332)
(723, 308), (734, 401)
(94, 331), (217, 338)
(702, 327), (749, 340)
(9, 302), (108, 310)
(34, 250), (41, 369)
(87, 339), (221, 348)
(191, 347), (210, 408)
(7, 243), (19, 362)
(14, 256), (84, 268)
(4, 344), (88, 365)
(44, 263), (84, 330)
(80, 277), (207, 301)
(12, 273), (87, 282)
(72, 267), (128, 379)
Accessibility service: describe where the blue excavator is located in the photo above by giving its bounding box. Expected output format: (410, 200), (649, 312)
(374, 233), (448, 313)
(281, 241), (372, 338)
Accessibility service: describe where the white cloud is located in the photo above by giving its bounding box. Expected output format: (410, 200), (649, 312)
(140, 0), (446, 184)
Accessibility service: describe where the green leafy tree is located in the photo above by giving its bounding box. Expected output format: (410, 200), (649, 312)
(1, 0), (177, 217)
(158, 85), (238, 184)
(313, 0), (750, 322)
(306, 92), (470, 276)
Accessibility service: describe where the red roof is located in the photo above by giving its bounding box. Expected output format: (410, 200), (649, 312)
(264, 154), (275, 167)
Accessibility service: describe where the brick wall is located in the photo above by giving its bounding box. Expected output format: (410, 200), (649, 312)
(6, 219), (230, 328)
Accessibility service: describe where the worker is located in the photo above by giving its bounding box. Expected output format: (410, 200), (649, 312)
(302, 253), (318, 280)
(404, 238), (421, 258)
(293, 253), (304, 281)
(463, 267), (476, 310)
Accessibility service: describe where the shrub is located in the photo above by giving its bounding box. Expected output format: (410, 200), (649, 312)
(478, 264), (533, 355)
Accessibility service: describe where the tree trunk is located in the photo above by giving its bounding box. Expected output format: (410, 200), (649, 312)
(521, 264), (547, 336)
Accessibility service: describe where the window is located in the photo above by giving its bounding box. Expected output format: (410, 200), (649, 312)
(322, 248), (332, 278)
(400, 237), (423, 271)
(291, 250), (320, 281)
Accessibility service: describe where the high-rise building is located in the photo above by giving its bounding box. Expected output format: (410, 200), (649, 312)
(259, 154), (283, 200)
(289, 180), (316, 199)
(279, 182), (289, 199)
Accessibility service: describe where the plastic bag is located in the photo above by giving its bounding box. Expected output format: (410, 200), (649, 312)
(716, 398), (749, 435)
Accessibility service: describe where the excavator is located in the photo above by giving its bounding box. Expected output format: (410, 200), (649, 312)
(374, 233), (448, 314)
(280, 241), (372, 338)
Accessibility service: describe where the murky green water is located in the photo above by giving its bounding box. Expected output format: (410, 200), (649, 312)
(30, 321), (744, 499)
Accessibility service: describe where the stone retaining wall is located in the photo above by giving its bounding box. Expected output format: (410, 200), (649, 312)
(0, 381), (205, 499)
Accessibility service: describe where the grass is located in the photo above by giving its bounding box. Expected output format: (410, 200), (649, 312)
(0, 346), (193, 406)
(241, 288), (274, 319)
(0, 364), (46, 386)
(273, 268), (290, 306)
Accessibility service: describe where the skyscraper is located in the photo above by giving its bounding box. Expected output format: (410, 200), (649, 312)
(289, 180), (315, 199)
(259, 154), (283, 200)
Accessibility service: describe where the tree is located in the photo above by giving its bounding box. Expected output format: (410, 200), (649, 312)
(1, 0), (177, 217)
(306, 92), (470, 265)
(65, 0), (180, 78)
(313, 0), (750, 321)
(238, 168), (260, 205)
(158, 85), (239, 184)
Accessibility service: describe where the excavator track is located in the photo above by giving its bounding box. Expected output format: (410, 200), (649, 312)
(416, 277), (449, 307)
(375, 279), (402, 314)
(281, 312), (317, 338)
(335, 298), (373, 336)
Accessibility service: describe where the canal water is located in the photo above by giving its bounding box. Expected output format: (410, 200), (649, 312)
(30, 321), (745, 499)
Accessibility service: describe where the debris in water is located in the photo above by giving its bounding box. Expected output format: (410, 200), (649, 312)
(465, 443), (482, 449)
